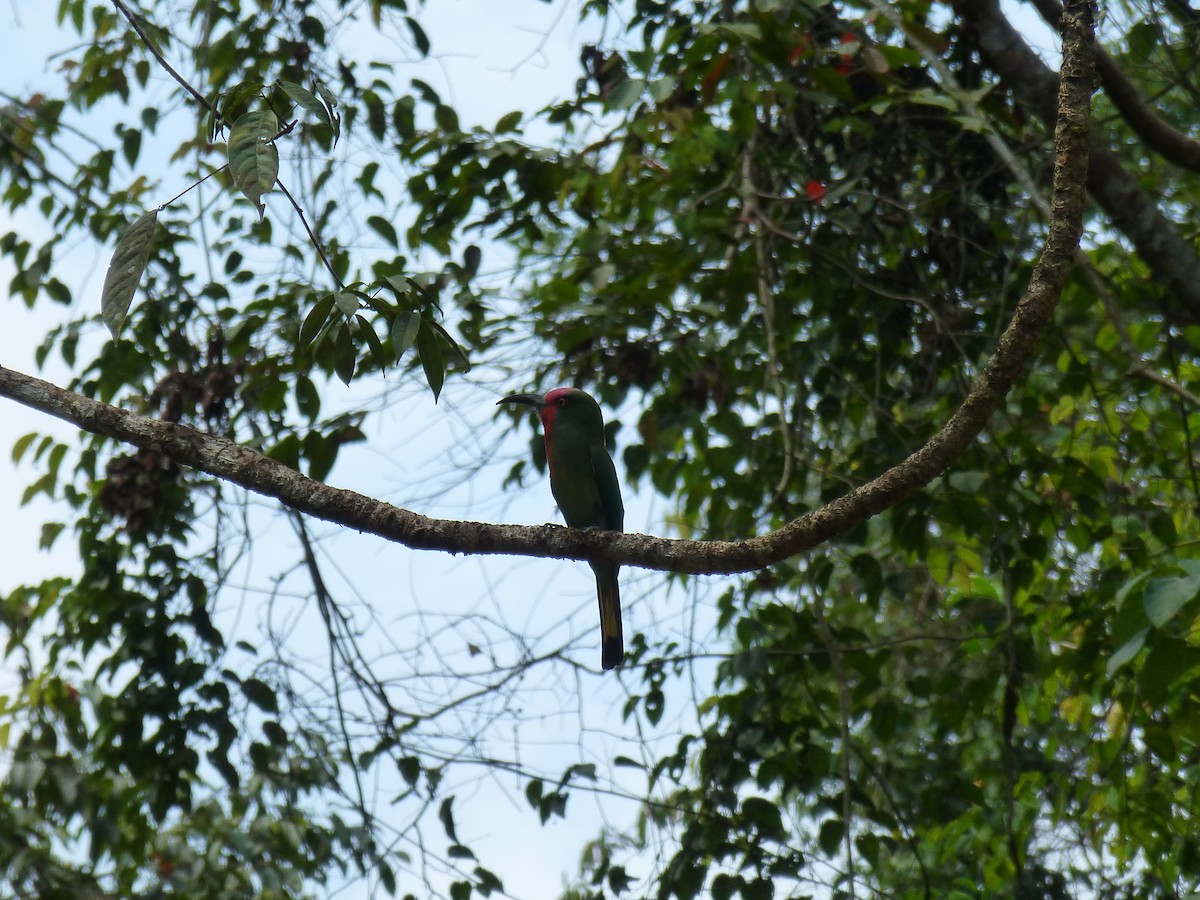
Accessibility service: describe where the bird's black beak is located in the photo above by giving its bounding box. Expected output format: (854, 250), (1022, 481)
(497, 392), (545, 409)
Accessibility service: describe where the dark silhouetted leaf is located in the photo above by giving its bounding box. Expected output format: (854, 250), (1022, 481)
(416, 319), (445, 401)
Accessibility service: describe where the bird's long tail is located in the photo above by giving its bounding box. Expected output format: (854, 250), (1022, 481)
(592, 562), (623, 670)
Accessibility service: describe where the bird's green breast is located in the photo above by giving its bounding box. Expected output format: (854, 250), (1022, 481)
(545, 418), (623, 532)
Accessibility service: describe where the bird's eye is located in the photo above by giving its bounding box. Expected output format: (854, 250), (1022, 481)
(557, 397), (567, 407)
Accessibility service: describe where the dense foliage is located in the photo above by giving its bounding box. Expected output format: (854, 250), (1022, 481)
(1, 0), (1198, 897)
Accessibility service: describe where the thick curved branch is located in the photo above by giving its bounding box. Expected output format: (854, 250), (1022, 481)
(955, 0), (1200, 322)
(0, 0), (1094, 576)
(1030, 0), (1200, 172)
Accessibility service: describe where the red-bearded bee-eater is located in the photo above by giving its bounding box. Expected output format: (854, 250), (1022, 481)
(498, 387), (625, 670)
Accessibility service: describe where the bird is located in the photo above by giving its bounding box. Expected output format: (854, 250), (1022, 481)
(498, 387), (624, 670)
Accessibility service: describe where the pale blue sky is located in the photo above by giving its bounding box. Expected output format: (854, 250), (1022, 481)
(0, 3), (720, 896)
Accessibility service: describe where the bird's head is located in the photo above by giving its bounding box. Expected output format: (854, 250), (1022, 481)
(497, 387), (605, 439)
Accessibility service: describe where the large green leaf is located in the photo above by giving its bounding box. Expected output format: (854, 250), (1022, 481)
(227, 109), (279, 215)
(99, 209), (158, 340)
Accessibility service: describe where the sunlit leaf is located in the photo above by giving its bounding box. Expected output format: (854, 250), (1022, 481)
(1144, 570), (1200, 627)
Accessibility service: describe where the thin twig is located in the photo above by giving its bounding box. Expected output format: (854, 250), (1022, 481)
(110, 0), (218, 117)
(111, 0), (344, 289)
(865, 0), (1200, 408)
(157, 164), (227, 210)
(275, 178), (345, 289)
(290, 511), (373, 831)
(741, 131), (797, 501)
(813, 593), (856, 897)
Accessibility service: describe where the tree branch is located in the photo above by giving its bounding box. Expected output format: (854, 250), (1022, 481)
(867, 0), (1200, 409)
(954, 0), (1200, 322)
(1029, 0), (1200, 172)
(0, 0), (1094, 577)
(110, 0), (346, 290)
(110, 0), (217, 116)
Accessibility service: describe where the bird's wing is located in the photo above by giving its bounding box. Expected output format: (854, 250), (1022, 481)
(590, 443), (624, 532)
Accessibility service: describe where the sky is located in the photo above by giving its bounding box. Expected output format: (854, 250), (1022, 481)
(0, 1), (720, 896)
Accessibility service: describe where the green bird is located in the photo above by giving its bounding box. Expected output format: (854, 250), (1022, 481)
(498, 387), (625, 670)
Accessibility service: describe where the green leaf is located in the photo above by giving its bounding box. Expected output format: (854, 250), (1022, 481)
(405, 16), (430, 56)
(295, 375), (321, 419)
(741, 796), (784, 839)
(304, 431), (339, 482)
(227, 109), (280, 215)
(1127, 20), (1158, 60)
(11, 432), (38, 464)
(525, 779), (543, 808)
(334, 322), (356, 385)
(100, 209), (158, 340)
(567, 762), (597, 782)
(494, 110), (522, 133)
(313, 80), (341, 140)
(946, 471), (985, 493)
(333, 290), (361, 317)
(39, 522), (65, 550)
(434, 104), (459, 133)
(438, 797), (458, 841)
(391, 310), (421, 362)
(1140, 637), (1200, 701)
(424, 319), (471, 371)
(475, 867), (503, 895)
(463, 244), (481, 278)
(300, 293), (336, 348)
(356, 314), (388, 370)
(262, 720), (287, 746)
(1143, 571), (1200, 627)
(266, 434), (302, 470)
(279, 80), (332, 127)
(1115, 570), (1153, 609)
(368, 215), (399, 248)
(607, 79), (645, 110)
(398, 755), (421, 786)
(379, 861), (397, 895)
(1107, 627), (1149, 675)
(649, 76), (675, 102)
(241, 677), (278, 713)
(818, 818), (843, 857)
(416, 320), (445, 401)
(314, 79), (338, 111)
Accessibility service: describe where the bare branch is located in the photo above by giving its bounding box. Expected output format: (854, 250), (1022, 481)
(955, 0), (1200, 321)
(868, 0), (1200, 407)
(110, 0), (218, 117)
(110, 0), (345, 289)
(813, 593), (856, 896)
(1029, 0), (1200, 172)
